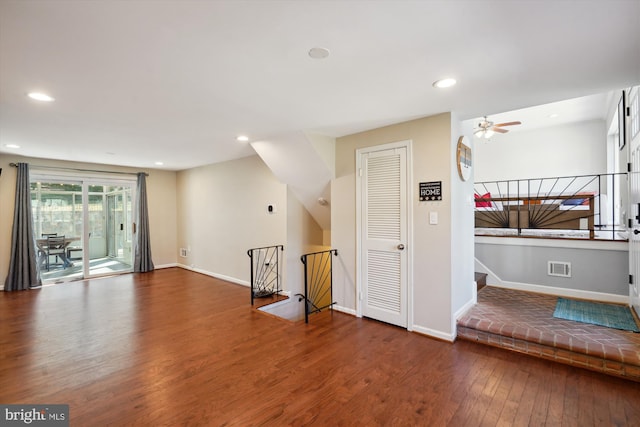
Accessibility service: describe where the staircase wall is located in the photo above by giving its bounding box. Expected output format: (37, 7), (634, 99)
(475, 236), (629, 303)
(251, 132), (334, 231)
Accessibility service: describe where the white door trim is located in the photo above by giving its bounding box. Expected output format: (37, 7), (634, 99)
(628, 86), (640, 316)
(355, 139), (413, 330)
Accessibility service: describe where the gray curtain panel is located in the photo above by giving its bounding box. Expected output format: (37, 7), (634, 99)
(4, 163), (41, 291)
(134, 172), (154, 273)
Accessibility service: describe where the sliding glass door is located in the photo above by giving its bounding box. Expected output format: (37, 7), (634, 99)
(31, 172), (136, 283)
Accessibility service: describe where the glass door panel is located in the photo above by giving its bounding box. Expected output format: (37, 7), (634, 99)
(30, 179), (84, 283)
(87, 183), (134, 278)
(88, 184), (133, 277)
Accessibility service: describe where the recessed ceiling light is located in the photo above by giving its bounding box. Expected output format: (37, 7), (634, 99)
(236, 135), (249, 142)
(155, 161), (164, 166)
(432, 78), (457, 88)
(308, 47), (330, 59)
(4, 143), (20, 149)
(549, 113), (559, 118)
(27, 92), (55, 102)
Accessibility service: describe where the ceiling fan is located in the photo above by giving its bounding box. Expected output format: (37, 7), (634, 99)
(474, 116), (521, 139)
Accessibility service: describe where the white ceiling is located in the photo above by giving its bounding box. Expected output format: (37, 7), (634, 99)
(465, 91), (615, 136)
(1, 0), (639, 171)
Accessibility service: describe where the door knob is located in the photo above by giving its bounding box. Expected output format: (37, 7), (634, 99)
(397, 244), (405, 250)
(634, 229), (640, 235)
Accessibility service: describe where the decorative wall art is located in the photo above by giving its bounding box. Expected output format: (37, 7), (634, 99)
(456, 136), (472, 181)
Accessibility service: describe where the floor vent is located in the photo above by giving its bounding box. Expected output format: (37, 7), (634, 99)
(548, 261), (571, 278)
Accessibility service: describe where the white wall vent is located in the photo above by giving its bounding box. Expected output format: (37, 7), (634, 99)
(548, 261), (571, 278)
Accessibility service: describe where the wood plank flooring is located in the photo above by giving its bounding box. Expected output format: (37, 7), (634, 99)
(1, 267), (639, 426)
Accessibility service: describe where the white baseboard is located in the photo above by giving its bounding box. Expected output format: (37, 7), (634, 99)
(175, 264), (296, 297)
(332, 306), (453, 342)
(332, 305), (357, 316)
(492, 280), (629, 305)
(455, 295), (477, 320)
(411, 324), (455, 343)
(176, 263), (249, 287)
(154, 262), (178, 269)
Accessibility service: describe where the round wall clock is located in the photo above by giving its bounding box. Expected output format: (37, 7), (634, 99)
(456, 136), (472, 181)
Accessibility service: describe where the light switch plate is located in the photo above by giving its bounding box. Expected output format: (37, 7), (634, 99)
(429, 211), (438, 225)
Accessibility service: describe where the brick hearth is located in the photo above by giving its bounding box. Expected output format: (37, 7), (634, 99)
(457, 286), (640, 382)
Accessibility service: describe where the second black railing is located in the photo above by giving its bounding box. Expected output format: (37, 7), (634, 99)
(297, 249), (338, 323)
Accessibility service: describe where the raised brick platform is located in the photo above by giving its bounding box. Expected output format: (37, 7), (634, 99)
(457, 286), (640, 382)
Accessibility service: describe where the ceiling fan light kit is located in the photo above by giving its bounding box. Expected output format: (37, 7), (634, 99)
(475, 128), (494, 139)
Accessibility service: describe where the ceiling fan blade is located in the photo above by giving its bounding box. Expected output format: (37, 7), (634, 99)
(493, 121), (521, 127)
(492, 127), (509, 133)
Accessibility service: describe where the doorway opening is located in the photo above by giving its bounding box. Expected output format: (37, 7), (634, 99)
(31, 172), (136, 283)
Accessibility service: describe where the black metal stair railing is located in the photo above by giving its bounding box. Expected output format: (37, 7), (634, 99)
(474, 173), (627, 240)
(296, 249), (338, 323)
(247, 245), (284, 305)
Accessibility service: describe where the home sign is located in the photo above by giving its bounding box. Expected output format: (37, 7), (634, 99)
(419, 181), (442, 201)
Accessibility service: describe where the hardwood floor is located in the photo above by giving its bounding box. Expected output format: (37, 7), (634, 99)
(1, 268), (639, 426)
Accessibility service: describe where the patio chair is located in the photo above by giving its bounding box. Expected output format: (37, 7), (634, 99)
(45, 235), (66, 271)
(38, 233), (58, 264)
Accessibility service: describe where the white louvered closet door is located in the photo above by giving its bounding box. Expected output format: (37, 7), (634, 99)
(361, 146), (408, 327)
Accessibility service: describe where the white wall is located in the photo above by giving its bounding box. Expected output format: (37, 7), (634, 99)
(305, 131), (336, 178)
(285, 186), (326, 296)
(474, 119), (607, 182)
(476, 238), (628, 298)
(450, 115), (476, 327)
(0, 154), (178, 282)
(176, 155), (324, 293)
(251, 133), (333, 231)
(176, 155), (287, 285)
(333, 113), (475, 341)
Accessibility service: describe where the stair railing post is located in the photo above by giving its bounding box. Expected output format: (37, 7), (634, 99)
(277, 245), (284, 296)
(330, 249), (338, 311)
(248, 249), (254, 305)
(301, 254), (309, 324)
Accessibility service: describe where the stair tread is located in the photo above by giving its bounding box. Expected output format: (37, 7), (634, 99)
(475, 272), (487, 290)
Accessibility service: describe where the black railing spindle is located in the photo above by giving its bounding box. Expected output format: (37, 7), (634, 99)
(297, 249), (338, 323)
(474, 173), (627, 240)
(247, 245), (284, 305)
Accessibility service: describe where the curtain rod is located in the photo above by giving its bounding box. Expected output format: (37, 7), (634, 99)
(9, 163), (148, 177)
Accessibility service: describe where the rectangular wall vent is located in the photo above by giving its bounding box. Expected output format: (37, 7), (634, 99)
(548, 261), (571, 278)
